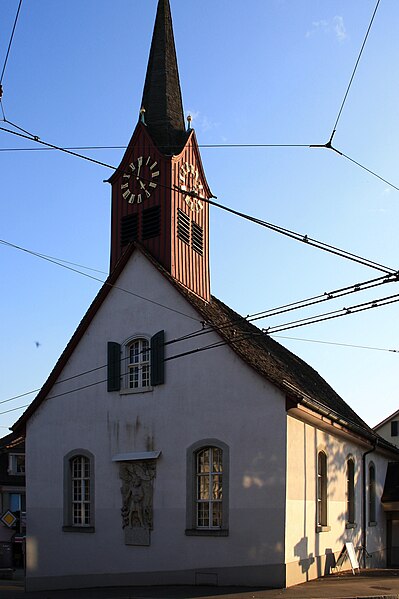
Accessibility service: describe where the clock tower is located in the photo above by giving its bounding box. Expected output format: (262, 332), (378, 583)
(108, 0), (211, 302)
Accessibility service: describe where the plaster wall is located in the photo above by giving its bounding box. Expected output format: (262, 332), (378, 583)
(25, 251), (287, 590)
(285, 415), (389, 586)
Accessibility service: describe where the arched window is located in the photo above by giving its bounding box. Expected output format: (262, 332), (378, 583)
(127, 337), (150, 389)
(346, 457), (355, 526)
(107, 331), (164, 392)
(186, 440), (229, 536)
(369, 462), (376, 524)
(317, 451), (328, 529)
(63, 450), (95, 532)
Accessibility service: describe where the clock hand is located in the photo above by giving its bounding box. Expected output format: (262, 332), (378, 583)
(136, 156), (143, 178)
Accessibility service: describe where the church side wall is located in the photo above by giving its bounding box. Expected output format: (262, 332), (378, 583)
(285, 415), (389, 587)
(25, 252), (288, 591)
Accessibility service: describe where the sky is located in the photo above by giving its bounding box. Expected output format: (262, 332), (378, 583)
(1, 0), (398, 432)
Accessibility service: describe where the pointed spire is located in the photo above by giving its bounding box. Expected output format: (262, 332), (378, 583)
(140, 0), (188, 154)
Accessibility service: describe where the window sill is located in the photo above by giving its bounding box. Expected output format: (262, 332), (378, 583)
(185, 529), (228, 537)
(62, 526), (95, 533)
(345, 522), (357, 529)
(120, 386), (153, 396)
(316, 525), (331, 533)
(368, 521), (377, 527)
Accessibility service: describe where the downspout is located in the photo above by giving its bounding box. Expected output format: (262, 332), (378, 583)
(362, 441), (377, 568)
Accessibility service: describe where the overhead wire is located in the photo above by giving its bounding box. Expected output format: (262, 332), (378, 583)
(0, 0), (23, 121)
(0, 239), (202, 323)
(0, 124), (396, 274)
(264, 292), (399, 334)
(3, 278), (399, 415)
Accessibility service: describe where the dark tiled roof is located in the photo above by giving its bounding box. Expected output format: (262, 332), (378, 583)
(141, 0), (189, 155)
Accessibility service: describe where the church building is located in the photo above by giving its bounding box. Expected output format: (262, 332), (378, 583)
(12, 0), (399, 591)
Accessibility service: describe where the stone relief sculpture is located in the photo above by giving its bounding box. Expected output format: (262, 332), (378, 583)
(120, 460), (156, 545)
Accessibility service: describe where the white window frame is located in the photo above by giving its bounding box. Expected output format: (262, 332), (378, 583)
(63, 449), (95, 532)
(124, 337), (151, 391)
(196, 447), (223, 529)
(186, 439), (229, 536)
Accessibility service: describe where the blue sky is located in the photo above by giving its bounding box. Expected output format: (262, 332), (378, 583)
(1, 0), (398, 432)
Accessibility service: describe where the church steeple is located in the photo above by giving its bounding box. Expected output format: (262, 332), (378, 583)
(141, 0), (188, 155)
(108, 0), (211, 302)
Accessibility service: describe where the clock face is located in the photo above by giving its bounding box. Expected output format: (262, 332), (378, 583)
(120, 155), (160, 204)
(179, 162), (204, 212)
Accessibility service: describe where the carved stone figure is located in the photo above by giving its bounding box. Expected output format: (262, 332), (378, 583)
(119, 460), (156, 545)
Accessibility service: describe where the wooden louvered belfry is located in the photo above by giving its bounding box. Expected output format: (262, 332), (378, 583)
(108, 0), (211, 302)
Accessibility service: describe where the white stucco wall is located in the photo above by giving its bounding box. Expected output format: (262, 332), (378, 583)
(285, 414), (389, 586)
(25, 251), (288, 590)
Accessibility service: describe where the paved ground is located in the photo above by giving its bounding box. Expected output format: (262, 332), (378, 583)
(1, 570), (399, 599)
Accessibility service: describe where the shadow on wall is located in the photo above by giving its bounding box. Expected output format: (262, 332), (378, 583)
(294, 537), (336, 578)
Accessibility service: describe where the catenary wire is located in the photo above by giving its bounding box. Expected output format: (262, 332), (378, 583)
(264, 292), (399, 334)
(1, 122), (399, 195)
(2, 272), (398, 408)
(1, 133), (398, 196)
(2, 271), (398, 408)
(3, 288), (399, 417)
(2, 234), (397, 351)
(1, 124), (396, 274)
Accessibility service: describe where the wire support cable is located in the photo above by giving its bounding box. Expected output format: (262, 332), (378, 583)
(332, 0), (381, 136)
(273, 335), (399, 353)
(0, 0), (23, 85)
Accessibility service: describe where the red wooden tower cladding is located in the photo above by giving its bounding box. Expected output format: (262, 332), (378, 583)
(108, 0), (211, 302)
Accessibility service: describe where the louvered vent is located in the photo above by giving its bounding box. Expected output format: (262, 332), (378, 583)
(191, 222), (203, 255)
(177, 208), (190, 244)
(121, 214), (139, 247)
(142, 206), (161, 240)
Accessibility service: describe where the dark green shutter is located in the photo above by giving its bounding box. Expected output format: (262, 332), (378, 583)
(107, 342), (121, 392)
(151, 330), (165, 386)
